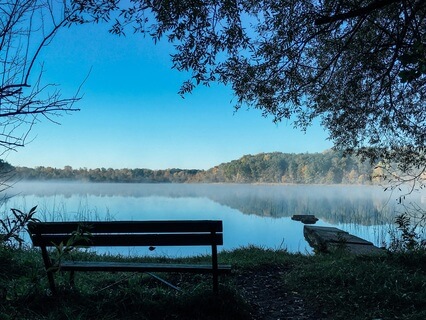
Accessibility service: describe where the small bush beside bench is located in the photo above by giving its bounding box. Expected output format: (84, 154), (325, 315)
(27, 220), (231, 293)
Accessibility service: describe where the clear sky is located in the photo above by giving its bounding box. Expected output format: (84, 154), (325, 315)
(5, 19), (332, 170)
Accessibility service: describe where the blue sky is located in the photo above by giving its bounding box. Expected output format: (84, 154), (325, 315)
(5, 20), (332, 170)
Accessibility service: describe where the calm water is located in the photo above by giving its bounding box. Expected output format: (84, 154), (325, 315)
(3, 182), (425, 256)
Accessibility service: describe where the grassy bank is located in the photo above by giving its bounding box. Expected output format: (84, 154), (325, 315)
(1, 246), (425, 319)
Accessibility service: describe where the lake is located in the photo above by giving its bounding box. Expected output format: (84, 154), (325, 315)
(2, 182), (425, 256)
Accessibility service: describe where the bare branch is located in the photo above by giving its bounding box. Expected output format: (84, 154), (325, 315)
(0, 0), (83, 153)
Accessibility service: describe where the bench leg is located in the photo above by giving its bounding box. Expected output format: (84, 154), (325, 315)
(69, 270), (75, 288)
(40, 245), (57, 294)
(212, 242), (219, 294)
(213, 272), (218, 294)
(47, 270), (56, 294)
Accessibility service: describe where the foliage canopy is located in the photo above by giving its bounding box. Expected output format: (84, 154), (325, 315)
(73, 0), (426, 168)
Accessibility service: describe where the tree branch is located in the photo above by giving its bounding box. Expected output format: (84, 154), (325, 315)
(24, 8), (78, 85)
(315, 0), (402, 25)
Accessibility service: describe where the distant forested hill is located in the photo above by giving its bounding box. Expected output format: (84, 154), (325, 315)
(9, 150), (381, 184)
(191, 150), (378, 184)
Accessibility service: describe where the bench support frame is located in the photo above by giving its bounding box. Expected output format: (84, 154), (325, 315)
(28, 220), (231, 294)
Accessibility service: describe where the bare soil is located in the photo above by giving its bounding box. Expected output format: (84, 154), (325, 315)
(236, 266), (324, 320)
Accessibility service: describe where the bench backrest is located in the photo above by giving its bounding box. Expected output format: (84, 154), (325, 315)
(28, 220), (224, 247)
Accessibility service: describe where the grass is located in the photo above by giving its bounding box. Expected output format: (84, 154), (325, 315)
(1, 245), (426, 319)
(284, 252), (426, 319)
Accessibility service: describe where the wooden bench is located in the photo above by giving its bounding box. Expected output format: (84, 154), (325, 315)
(27, 220), (231, 294)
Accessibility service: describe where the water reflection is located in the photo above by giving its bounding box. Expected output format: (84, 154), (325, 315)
(2, 182), (424, 255)
(5, 182), (420, 224)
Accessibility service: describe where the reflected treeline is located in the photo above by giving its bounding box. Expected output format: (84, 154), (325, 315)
(5, 182), (425, 225)
(201, 185), (405, 225)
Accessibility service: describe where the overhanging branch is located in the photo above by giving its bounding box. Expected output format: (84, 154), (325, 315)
(315, 0), (402, 25)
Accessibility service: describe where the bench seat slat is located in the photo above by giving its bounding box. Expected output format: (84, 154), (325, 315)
(28, 220), (223, 234)
(31, 233), (223, 247)
(60, 261), (232, 274)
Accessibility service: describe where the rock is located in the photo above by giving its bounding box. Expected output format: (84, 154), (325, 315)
(291, 215), (319, 224)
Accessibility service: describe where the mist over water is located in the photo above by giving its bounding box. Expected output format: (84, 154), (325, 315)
(3, 182), (425, 256)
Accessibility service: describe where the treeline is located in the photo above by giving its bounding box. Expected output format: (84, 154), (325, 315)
(194, 150), (379, 184)
(5, 150), (383, 184)
(12, 166), (202, 183)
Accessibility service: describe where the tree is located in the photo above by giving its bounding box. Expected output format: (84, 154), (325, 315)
(0, 0), (83, 154)
(76, 0), (425, 173)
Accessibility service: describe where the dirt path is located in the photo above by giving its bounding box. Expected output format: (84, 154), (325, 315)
(236, 266), (323, 320)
